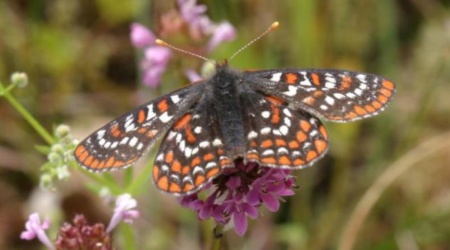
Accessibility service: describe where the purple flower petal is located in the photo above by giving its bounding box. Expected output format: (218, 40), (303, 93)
(246, 188), (261, 206)
(130, 23), (155, 48)
(106, 194), (139, 233)
(233, 211), (248, 236)
(207, 21), (236, 51)
(185, 69), (202, 82)
(20, 213), (54, 249)
(226, 176), (241, 190)
(242, 203), (259, 219)
(261, 193), (280, 212)
(144, 47), (172, 64)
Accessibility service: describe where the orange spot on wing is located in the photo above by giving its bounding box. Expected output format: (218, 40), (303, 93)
(278, 156), (291, 165)
(380, 88), (392, 97)
(265, 95), (285, 105)
(146, 130), (157, 138)
(319, 126), (328, 140)
(371, 101), (382, 109)
(84, 156), (94, 166)
(191, 157), (201, 167)
(293, 158), (305, 166)
(157, 176), (169, 191)
(183, 183), (194, 192)
(246, 153), (259, 160)
(354, 105), (367, 115)
(382, 80), (394, 90)
(306, 151), (318, 161)
(203, 153), (214, 161)
(110, 124), (122, 138)
(300, 120), (311, 132)
(365, 105), (376, 113)
(314, 139), (327, 154)
(296, 131), (307, 143)
(75, 145), (86, 157)
(174, 114), (192, 129)
(262, 157), (276, 164)
(303, 96), (316, 105)
(106, 156), (115, 167)
(137, 109), (146, 124)
(138, 128), (147, 134)
(98, 161), (106, 169)
(285, 73), (298, 84)
(262, 140), (273, 148)
(195, 175), (206, 186)
(345, 112), (357, 119)
(169, 183), (182, 193)
(271, 106), (280, 124)
(340, 76), (352, 90)
(113, 161), (124, 167)
(288, 140), (300, 149)
(165, 151), (174, 163)
(275, 139), (287, 146)
(172, 160), (181, 173)
(311, 73), (321, 86)
(182, 165), (190, 175)
(378, 95), (388, 103)
(157, 99), (169, 112)
(206, 168), (219, 178)
(91, 160), (99, 168)
(313, 90), (324, 98)
(185, 126), (196, 143)
(153, 165), (160, 180)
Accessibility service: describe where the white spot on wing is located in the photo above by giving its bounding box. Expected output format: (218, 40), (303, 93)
(320, 105), (328, 110)
(213, 138), (222, 146)
(96, 130), (106, 139)
(120, 137), (129, 145)
(283, 85), (298, 97)
(261, 127), (271, 135)
(334, 93), (345, 99)
(129, 137), (138, 147)
(325, 96), (335, 105)
(261, 111), (270, 119)
(199, 141), (210, 148)
(170, 95), (181, 104)
(270, 72), (282, 82)
(248, 131), (258, 139)
(159, 112), (173, 123)
(146, 104), (156, 120)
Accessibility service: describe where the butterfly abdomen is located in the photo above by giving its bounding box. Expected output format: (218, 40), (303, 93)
(211, 65), (246, 157)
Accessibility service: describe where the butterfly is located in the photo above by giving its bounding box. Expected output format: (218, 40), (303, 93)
(74, 23), (396, 196)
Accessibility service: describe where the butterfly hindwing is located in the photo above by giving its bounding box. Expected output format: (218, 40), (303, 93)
(246, 69), (395, 122)
(74, 83), (205, 172)
(242, 92), (329, 169)
(152, 100), (233, 196)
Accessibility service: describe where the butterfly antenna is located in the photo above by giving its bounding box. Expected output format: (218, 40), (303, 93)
(156, 39), (216, 64)
(229, 21), (279, 61)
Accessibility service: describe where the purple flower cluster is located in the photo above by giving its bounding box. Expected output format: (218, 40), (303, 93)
(130, 0), (236, 88)
(179, 160), (297, 236)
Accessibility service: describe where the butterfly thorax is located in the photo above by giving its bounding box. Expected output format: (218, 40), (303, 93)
(210, 63), (246, 157)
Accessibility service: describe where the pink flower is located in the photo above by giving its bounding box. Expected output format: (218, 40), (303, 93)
(106, 194), (140, 232)
(178, 160), (297, 236)
(207, 21), (237, 51)
(20, 213), (54, 249)
(130, 23), (172, 88)
(130, 23), (156, 48)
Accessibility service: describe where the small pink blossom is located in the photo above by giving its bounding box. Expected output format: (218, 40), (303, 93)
(207, 21), (237, 51)
(20, 213), (54, 249)
(106, 193), (140, 233)
(185, 69), (202, 82)
(130, 23), (156, 48)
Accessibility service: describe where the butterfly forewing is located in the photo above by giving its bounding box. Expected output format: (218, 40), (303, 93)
(246, 69), (396, 122)
(152, 101), (233, 195)
(242, 92), (329, 168)
(74, 83), (205, 171)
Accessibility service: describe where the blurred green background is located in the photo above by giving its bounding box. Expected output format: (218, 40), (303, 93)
(1, 0), (450, 249)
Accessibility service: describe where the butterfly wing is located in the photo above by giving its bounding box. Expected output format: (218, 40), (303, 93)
(245, 69), (395, 122)
(152, 100), (233, 196)
(74, 83), (205, 172)
(241, 91), (329, 169)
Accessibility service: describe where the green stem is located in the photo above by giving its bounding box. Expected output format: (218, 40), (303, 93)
(211, 224), (223, 250)
(1, 87), (54, 145)
(120, 224), (136, 250)
(127, 161), (153, 195)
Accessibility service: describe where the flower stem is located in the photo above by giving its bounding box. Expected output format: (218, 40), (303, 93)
(0, 84), (54, 145)
(211, 224), (224, 250)
(120, 224), (136, 250)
